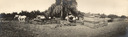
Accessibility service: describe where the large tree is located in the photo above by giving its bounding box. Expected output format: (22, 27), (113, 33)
(45, 0), (79, 20)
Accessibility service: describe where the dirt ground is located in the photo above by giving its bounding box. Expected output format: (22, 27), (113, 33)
(0, 21), (128, 37)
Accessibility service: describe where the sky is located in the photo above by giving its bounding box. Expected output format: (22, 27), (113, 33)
(0, 0), (128, 16)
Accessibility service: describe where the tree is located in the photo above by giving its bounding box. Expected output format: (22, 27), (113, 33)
(108, 14), (119, 19)
(19, 11), (29, 15)
(5, 13), (14, 20)
(100, 14), (107, 18)
(12, 12), (18, 18)
(44, 0), (79, 20)
(27, 11), (37, 19)
(0, 13), (6, 18)
(120, 15), (127, 18)
(0, 14), (1, 18)
(12, 12), (18, 15)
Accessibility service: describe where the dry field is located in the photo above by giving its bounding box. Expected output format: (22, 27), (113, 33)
(0, 20), (128, 37)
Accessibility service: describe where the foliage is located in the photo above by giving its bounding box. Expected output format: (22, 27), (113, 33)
(120, 15), (127, 18)
(108, 14), (119, 19)
(100, 14), (107, 18)
(0, 10), (45, 20)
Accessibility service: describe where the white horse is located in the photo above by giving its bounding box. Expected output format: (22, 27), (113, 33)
(36, 15), (46, 19)
(14, 15), (26, 22)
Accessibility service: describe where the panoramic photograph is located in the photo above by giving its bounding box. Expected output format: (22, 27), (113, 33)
(0, 0), (128, 37)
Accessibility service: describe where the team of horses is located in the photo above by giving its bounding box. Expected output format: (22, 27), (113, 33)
(14, 15), (78, 22)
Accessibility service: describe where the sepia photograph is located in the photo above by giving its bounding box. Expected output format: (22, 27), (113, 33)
(0, 0), (128, 37)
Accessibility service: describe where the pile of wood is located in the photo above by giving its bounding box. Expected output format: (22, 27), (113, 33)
(82, 17), (109, 29)
(83, 21), (108, 29)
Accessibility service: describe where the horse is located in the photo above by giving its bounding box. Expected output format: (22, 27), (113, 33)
(14, 15), (26, 22)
